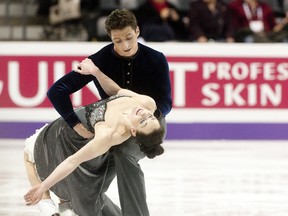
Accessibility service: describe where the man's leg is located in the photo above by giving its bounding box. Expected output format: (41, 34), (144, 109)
(112, 139), (149, 216)
(112, 117), (167, 216)
(95, 153), (122, 216)
(101, 194), (122, 216)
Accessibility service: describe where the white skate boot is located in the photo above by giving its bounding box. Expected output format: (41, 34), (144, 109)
(37, 199), (57, 216)
(58, 202), (78, 216)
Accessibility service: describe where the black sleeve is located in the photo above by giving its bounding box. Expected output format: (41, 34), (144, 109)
(47, 70), (94, 128)
(153, 52), (173, 116)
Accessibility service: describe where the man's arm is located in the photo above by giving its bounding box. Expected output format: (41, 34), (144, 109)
(47, 71), (93, 128)
(152, 52), (172, 116)
(47, 70), (95, 138)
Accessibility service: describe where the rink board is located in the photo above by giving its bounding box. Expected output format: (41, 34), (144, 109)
(1, 42), (288, 139)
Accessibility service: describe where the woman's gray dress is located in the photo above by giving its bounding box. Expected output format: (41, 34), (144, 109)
(34, 95), (125, 216)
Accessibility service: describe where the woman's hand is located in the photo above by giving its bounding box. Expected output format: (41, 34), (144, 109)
(24, 184), (45, 206)
(75, 58), (99, 76)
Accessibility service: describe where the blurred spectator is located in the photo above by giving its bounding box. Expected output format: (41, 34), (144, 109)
(261, 0), (284, 17)
(120, 0), (145, 10)
(229, 0), (288, 42)
(81, 0), (101, 41)
(95, 0), (145, 41)
(280, 0), (288, 41)
(37, 0), (52, 16)
(188, 0), (235, 43)
(136, 0), (189, 41)
(168, 0), (195, 11)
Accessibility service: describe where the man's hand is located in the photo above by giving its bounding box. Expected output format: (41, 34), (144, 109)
(73, 123), (94, 139)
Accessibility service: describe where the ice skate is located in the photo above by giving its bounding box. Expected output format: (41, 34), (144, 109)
(37, 199), (57, 216)
(58, 202), (77, 216)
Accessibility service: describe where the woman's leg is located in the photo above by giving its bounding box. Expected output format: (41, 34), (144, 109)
(24, 152), (51, 198)
(24, 152), (57, 216)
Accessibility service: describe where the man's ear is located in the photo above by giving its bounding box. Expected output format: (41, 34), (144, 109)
(130, 127), (137, 137)
(136, 26), (140, 37)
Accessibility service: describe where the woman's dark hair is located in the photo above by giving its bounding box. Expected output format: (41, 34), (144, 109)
(105, 9), (138, 37)
(135, 119), (165, 159)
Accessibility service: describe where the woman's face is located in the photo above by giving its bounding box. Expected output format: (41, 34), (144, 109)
(130, 106), (160, 135)
(111, 26), (140, 57)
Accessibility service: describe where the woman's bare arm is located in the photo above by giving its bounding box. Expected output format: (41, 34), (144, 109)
(24, 124), (128, 205)
(76, 58), (121, 96)
(75, 58), (156, 111)
(118, 89), (157, 112)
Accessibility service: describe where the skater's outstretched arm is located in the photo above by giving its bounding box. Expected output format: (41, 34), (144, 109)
(24, 124), (128, 206)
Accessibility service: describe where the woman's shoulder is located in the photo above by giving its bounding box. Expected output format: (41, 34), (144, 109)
(111, 91), (155, 111)
(133, 94), (156, 111)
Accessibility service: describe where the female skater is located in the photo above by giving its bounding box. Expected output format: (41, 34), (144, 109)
(23, 58), (165, 216)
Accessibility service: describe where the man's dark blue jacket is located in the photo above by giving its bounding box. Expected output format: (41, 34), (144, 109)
(47, 42), (172, 128)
